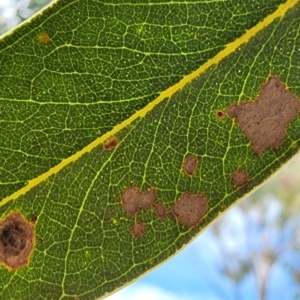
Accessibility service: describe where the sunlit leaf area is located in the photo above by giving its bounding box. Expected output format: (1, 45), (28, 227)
(0, 1), (300, 299)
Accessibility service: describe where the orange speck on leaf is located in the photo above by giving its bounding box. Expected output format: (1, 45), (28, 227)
(39, 33), (50, 44)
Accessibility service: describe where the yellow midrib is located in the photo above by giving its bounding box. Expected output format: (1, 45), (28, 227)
(0, 0), (298, 207)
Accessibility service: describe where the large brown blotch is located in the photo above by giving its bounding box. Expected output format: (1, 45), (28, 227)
(172, 193), (208, 227)
(0, 212), (35, 270)
(121, 187), (156, 216)
(227, 76), (300, 155)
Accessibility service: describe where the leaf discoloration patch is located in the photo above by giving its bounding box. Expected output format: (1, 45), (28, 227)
(29, 214), (38, 224)
(38, 33), (50, 44)
(232, 170), (250, 188)
(103, 137), (118, 151)
(227, 76), (300, 155)
(0, 212), (35, 270)
(154, 203), (167, 218)
(172, 193), (207, 227)
(215, 110), (226, 119)
(183, 155), (198, 177)
(121, 187), (156, 216)
(131, 222), (145, 238)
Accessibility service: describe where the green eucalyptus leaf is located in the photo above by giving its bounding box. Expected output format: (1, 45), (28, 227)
(0, 0), (299, 299)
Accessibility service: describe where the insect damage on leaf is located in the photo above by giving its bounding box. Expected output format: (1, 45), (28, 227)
(232, 169), (250, 188)
(172, 193), (208, 227)
(103, 137), (118, 150)
(38, 33), (50, 44)
(227, 76), (300, 155)
(131, 222), (145, 238)
(154, 203), (167, 218)
(121, 187), (156, 216)
(183, 155), (198, 177)
(0, 212), (35, 270)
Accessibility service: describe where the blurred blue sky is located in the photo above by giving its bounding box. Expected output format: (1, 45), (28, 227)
(106, 196), (299, 300)
(106, 228), (231, 300)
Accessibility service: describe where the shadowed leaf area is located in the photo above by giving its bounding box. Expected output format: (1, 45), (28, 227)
(0, 0), (299, 299)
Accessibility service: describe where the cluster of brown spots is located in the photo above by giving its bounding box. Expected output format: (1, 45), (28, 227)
(121, 187), (171, 237)
(154, 203), (167, 218)
(183, 155), (198, 177)
(227, 76), (300, 155)
(232, 170), (250, 188)
(172, 193), (208, 227)
(121, 187), (156, 216)
(131, 222), (145, 238)
(215, 110), (226, 119)
(121, 187), (208, 235)
(0, 212), (35, 270)
(38, 33), (50, 44)
(103, 137), (118, 151)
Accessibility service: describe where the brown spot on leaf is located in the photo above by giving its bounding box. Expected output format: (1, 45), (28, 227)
(38, 33), (50, 44)
(29, 214), (37, 224)
(121, 187), (156, 216)
(232, 170), (250, 188)
(103, 137), (118, 150)
(183, 155), (198, 177)
(172, 193), (208, 227)
(131, 222), (145, 238)
(0, 212), (35, 270)
(154, 203), (167, 218)
(227, 76), (300, 155)
(216, 110), (226, 119)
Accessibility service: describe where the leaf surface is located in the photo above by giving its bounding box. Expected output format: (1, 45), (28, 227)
(0, 0), (299, 299)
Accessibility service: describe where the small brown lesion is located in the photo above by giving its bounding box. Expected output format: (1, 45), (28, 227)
(0, 212), (35, 270)
(232, 170), (250, 188)
(131, 222), (145, 238)
(29, 213), (38, 224)
(38, 33), (50, 44)
(103, 137), (118, 151)
(215, 110), (226, 119)
(154, 203), (167, 219)
(183, 155), (198, 177)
